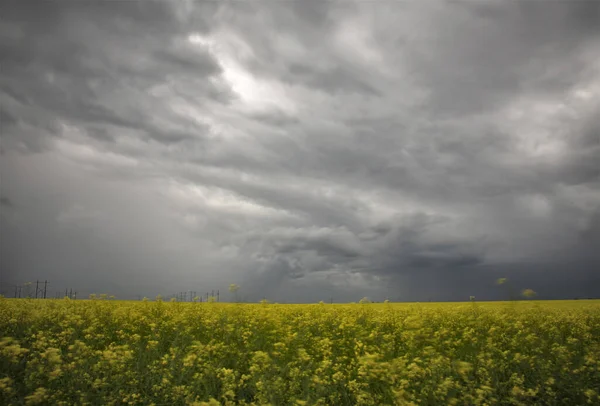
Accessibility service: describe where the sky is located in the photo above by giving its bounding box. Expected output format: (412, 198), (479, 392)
(1, 0), (599, 302)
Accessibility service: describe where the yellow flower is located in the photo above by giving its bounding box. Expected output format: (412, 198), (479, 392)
(25, 387), (49, 405)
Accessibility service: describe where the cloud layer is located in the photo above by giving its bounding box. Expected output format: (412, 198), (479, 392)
(1, 1), (599, 301)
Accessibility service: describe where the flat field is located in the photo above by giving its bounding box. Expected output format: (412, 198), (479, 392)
(1, 298), (599, 405)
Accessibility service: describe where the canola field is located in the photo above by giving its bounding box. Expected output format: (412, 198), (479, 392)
(1, 298), (599, 405)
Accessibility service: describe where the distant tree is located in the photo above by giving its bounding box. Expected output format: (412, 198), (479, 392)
(496, 277), (516, 300)
(359, 297), (371, 304)
(522, 289), (537, 299)
(229, 284), (240, 303)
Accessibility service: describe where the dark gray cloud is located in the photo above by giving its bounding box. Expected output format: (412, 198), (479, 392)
(400, 1), (600, 117)
(0, 197), (13, 208)
(1, 0), (599, 301)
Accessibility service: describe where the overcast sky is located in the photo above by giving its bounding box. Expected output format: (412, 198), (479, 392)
(1, 0), (599, 302)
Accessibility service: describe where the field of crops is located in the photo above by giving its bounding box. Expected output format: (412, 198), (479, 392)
(1, 298), (599, 405)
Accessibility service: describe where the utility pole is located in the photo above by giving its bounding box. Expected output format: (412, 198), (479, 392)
(69, 288), (72, 299)
(217, 290), (220, 302)
(43, 281), (47, 299)
(65, 288), (68, 298)
(35, 280), (39, 299)
(205, 292), (209, 301)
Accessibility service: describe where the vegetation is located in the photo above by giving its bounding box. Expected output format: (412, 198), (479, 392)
(229, 285), (240, 303)
(1, 297), (599, 405)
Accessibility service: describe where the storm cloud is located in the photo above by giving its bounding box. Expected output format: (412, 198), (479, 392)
(1, 0), (599, 302)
